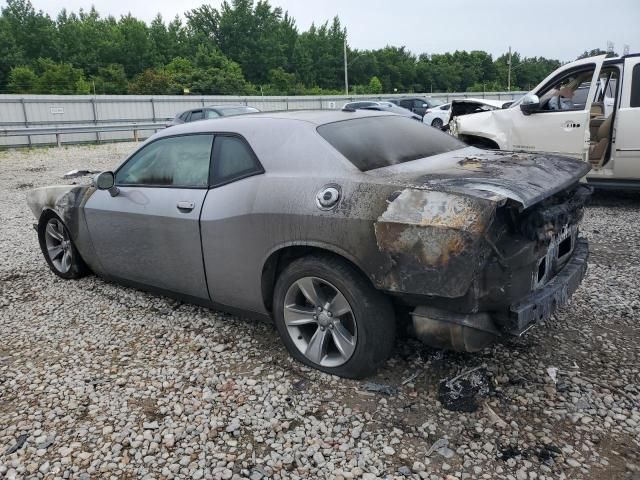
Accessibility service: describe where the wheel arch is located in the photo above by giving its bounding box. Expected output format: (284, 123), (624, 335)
(260, 242), (374, 313)
(36, 207), (61, 237)
(458, 134), (501, 150)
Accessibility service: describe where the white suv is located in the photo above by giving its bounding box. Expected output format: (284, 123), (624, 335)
(452, 54), (640, 188)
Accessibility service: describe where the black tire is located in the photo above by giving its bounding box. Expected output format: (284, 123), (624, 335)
(273, 254), (395, 378)
(431, 117), (444, 129)
(38, 212), (88, 280)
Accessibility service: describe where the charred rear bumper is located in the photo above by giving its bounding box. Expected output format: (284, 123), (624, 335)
(411, 238), (589, 351)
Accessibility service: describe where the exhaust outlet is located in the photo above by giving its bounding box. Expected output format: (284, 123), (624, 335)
(411, 306), (501, 352)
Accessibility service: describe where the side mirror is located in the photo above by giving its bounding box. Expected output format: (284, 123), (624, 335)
(422, 103), (428, 108)
(520, 94), (540, 115)
(94, 171), (119, 197)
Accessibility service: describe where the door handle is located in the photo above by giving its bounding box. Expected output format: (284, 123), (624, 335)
(177, 201), (195, 212)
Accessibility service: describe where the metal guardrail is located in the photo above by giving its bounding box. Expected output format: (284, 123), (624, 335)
(0, 122), (167, 147)
(0, 92), (526, 148)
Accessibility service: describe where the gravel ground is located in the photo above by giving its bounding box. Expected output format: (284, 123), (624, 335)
(0, 143), (639, 480)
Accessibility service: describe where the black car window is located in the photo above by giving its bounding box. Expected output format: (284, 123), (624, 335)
(179, 111), (190, 121)
(212, 136), (263, 186)
(632, 64), (640, 108)
(346, 102), (375, 109)
(189, 110), (204, 122)
(400, 100), (413, 109)
(116, 134), (213, 188)
(441, 104), (451, 111)
(317, 116), (465, 171)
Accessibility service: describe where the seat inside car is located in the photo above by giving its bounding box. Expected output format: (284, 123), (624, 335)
(589, 114), (612, 167)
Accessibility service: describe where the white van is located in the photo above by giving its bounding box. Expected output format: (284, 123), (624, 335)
(452, 54), (640, 188)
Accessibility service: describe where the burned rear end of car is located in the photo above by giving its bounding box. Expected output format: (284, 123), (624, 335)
(370, 151), (592, 352)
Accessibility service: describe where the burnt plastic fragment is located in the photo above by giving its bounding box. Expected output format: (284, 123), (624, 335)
(438, 367), (490, 412)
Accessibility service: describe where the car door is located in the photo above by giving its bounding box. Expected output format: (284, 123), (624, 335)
(611, 56), (640, 179)
(84, 134), (214, 300)
(199, 135), (266, 313)
(508, 57), (605, 160)
(399, 99), (413, 111)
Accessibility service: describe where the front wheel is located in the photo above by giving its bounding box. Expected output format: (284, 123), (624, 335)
(431, 117), (444, 129)
(273, 255), (395, 378)
(38, 213), (88, 279)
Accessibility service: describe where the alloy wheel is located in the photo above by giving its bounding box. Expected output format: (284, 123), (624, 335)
(283, 276), (357, 367)
(44, 218), (73, 274)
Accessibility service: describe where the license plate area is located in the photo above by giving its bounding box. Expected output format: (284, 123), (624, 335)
(532, 224), (577, 289)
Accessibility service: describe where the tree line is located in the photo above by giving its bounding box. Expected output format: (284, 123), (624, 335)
(0, 0), (600, 96)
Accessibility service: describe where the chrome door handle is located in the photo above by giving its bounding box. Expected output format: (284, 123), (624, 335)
(177, 201), (195, 211)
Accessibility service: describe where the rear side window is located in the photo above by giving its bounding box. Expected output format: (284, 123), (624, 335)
(632, 64), (640, 108)
(212, 136), (264, 186)
(317, 116), (465, 171)
(190, 110), (204, 122)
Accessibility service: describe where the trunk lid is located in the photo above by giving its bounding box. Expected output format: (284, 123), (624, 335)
(367, 147), (591, 209)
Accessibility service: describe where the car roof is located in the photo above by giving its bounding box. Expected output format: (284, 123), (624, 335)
(160, 109), (396, 137)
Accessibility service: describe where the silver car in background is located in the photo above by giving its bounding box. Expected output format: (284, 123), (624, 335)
(342, 101), (422, 121)
(167, 104), (260, 127)
(27, 110), (590, 378)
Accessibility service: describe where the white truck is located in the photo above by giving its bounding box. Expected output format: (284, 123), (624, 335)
(452, 54), (640, 188)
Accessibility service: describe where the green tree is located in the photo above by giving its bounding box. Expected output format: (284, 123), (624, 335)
(186, 0), (298, 85)
(577, 48), (617, 59)
(116, 14), (153, 76)
(0, 0), (567, 96)
(128, 68), (176, 94)
(368, 76), (382, 94)
(267, 67), (296, 94)
(7, 66), (38, 93)
(92, 64), (128, 94)
(33, 59), (89, 94)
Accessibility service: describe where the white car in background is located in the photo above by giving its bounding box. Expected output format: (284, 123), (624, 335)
(452, 53), (640, 188)
(422, 103), (452, 129)
(424, 98), (513, 130)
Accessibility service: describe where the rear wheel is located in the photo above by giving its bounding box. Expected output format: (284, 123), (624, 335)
(431, 117), (444, 129)
(38, 213), (88, 279)
(273, 255), (395, 378)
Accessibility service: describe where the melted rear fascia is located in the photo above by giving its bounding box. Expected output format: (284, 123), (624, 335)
(374, 189), (499, 298)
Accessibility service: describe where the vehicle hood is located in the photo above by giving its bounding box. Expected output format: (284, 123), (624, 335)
(451, 98), (509, 108)
(367, 147), (590, 209)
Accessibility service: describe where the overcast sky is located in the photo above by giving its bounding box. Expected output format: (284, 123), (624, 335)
(20, 0), (640, 61)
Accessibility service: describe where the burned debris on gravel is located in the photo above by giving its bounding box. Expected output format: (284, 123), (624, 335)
(0, 143), (639, 480)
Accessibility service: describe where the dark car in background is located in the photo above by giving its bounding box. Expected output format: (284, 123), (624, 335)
(388, 97), (445, 117)
(167, 105), (260, 127)
(342, 101), (422, 121)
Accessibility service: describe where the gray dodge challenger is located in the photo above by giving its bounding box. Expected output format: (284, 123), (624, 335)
(27, 110), (591, 378)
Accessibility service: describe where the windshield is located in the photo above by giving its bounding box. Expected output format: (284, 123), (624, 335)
(317, 116), (465, 171)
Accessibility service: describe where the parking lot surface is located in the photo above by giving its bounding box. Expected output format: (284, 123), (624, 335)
(0, 143), (639, 480)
